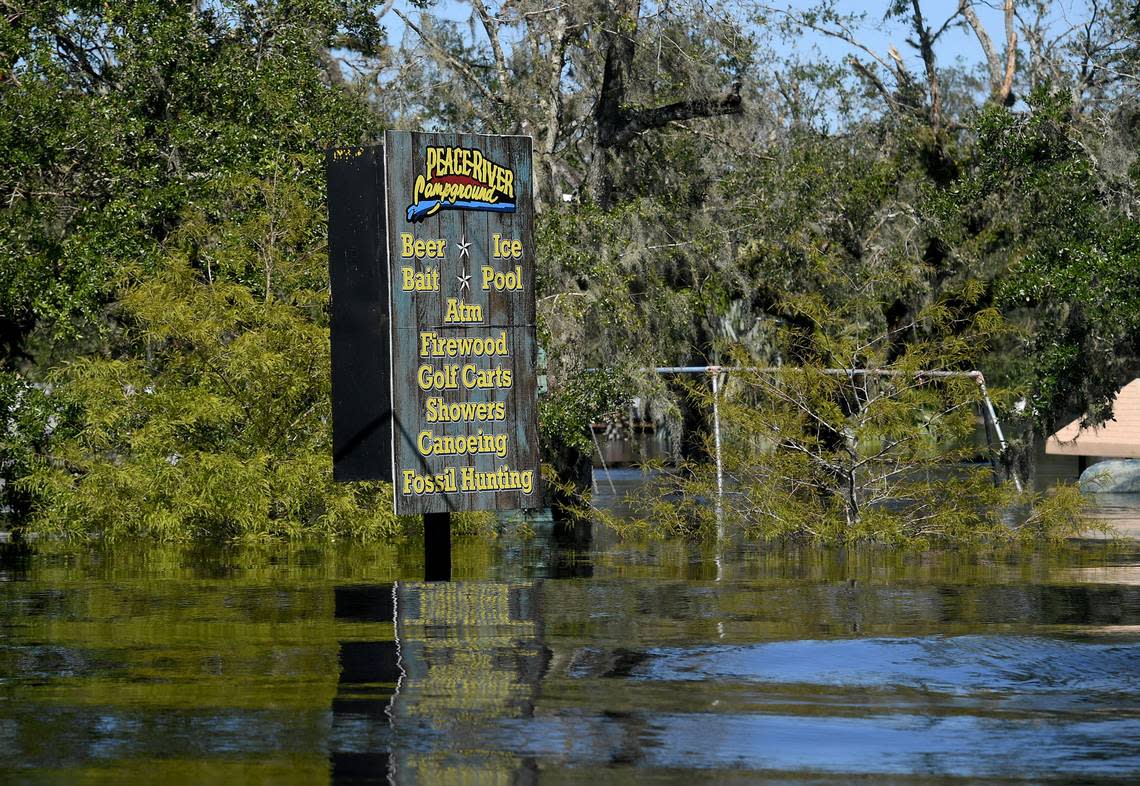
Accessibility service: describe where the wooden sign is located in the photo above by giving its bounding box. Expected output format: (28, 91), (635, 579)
(384, 131), (540, 515)
(327, 145), (393, 483)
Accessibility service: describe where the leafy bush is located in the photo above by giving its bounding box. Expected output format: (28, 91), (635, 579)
(592, 292), (1091, 545)
(0, 372), (70, 522)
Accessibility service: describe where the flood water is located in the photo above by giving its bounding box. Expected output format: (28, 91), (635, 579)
(2, 527), (1139, 785)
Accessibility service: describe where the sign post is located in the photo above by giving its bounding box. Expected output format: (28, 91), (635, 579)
(328, 132), (542, 580)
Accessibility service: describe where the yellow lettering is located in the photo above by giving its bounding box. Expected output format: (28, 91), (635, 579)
(401, 467), (458, 496)
(402, 267), (438, 292)
(425, 398), (507, 423)
(461, 364), (513, 390)
(493, 234), (523, 259)
(419, 147), (514, 203)
(444, 298), (483, 324)
(416, 429), (509, 459)
(419, 331), (508, 358)
(480, 265), (523, 292)
(418, 364), (459, 391)
(459, 465), (535, 494)
(400, 233), (445, 258)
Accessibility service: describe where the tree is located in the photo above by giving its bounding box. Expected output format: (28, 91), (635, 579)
(389, 0), (751, 207)
(937, 88), (1140, 440)
(2, 1), (395, 536)
(0, 0), (382, 367)
(592, 287), (1088, 545)
(753, 2), (1140, 484)
(4, 0), (1134, 539)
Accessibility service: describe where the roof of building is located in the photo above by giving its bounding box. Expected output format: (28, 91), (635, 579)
(1046, 378), (1140, 458)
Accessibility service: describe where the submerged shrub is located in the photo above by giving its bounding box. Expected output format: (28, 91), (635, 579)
(592, 292), (1095, 545)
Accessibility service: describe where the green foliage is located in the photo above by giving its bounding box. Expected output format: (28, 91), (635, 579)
(535, 199), (708, 489)
(526, 58), (1131, 540)
(600, 288), (1027, 544)
(604, 384), (1090, 546)
(3, 2), (399, 541)
(536, 200), (724, 374)
(1, 1), (378, 362)
(586, 258), (1092, 545)
(20, 213), (407, 540)
(537, 364), (630, 507)
(4, 2), (1134, 543)
(538, 369), (629, 457)
(1016, 483), (1107, 543)
(963, 89), (1140, 431)
(0, 372), (70, 519)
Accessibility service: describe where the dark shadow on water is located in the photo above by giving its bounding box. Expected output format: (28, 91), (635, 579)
(0, 540), (33, 581)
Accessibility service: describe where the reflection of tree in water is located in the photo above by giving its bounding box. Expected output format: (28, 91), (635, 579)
(330, 581), (548, 785)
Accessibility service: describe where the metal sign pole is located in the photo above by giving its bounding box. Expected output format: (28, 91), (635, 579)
(423, 512), (452, 581)
(710, 366), (724, 544)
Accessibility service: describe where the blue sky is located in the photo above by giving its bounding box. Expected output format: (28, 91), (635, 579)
(380, 1), (1091, 76)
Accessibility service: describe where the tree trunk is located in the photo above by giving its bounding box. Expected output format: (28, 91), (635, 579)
(586, 0), (742, 207)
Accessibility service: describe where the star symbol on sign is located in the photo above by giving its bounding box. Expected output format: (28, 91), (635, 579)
(457, 270), (471, 297)
(457, 235), (472, 262)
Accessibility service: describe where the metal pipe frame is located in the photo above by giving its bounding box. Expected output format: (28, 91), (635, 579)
(587, 366), (1023, 522)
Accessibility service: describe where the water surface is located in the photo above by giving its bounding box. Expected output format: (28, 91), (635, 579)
(1, 532), (1138, 784)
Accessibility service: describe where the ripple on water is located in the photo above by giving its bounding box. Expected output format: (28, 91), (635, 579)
(2, 540), (1140, 784)
(635, 635), (1140, 696)
(479, 709), (1140, 778)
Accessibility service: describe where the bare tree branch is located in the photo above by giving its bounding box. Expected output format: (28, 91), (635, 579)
(961, 0), (1016, 104)
(999, 0), (1017, 104)
(848, 57), (899, 116)
(531, 5), (571, 209)
(470, 0), (511, 98)
(610, 82), (743, 147)
(394, 8), (504, 110)
(588, 0), (744, 203)
(909, 0), (942, 133)
(931, 9), (963, 41)
(960, 0), (1003, 91)
(763, 5), (897, 75)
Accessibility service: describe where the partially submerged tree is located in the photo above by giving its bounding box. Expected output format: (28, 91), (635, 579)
(713, 291), (1010, 540)
(2, 1), (393, 536)
(605, 292), (1087, 544)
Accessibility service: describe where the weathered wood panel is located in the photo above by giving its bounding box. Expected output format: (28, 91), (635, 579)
(384, 131), (541, 514)
(326, 145), (392, 482)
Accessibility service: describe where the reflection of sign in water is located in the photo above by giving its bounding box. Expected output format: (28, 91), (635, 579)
(329, 581), (549, 786)
(329, 584), (400, 784)
(394, 582), (548, 719)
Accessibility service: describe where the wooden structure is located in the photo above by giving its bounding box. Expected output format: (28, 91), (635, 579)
(383, 131), (541, 515)
(1046, 378), (1140, 470)
(328, 133), (543, 581)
